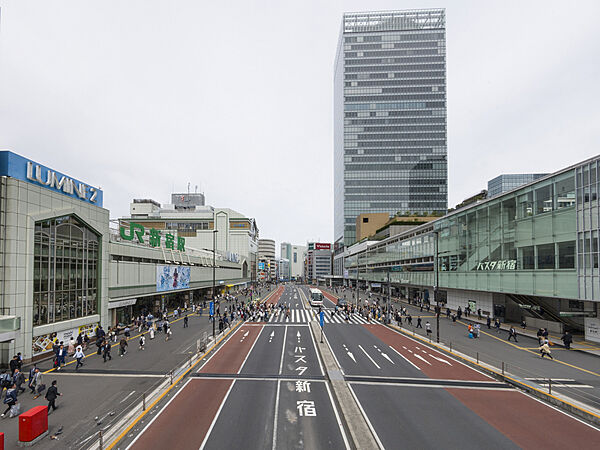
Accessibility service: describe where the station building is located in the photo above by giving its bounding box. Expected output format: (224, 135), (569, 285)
(0, 151), (249, 366)
(344, 155), (600, 343)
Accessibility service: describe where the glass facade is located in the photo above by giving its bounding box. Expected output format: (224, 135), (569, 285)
(576, 158), (600, 300)
(33, 215), (100, 326)
(487, 173), (548, 198)
(345, 167), (580, 299)
(334, 9), (448, 247)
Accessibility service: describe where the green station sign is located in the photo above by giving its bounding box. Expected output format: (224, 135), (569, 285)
(120, 222), (185, 252)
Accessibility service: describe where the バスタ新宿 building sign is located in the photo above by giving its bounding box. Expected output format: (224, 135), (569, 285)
(0, 151), (103, 206)
(476, 260), (516, 270)
(120, 222), (186, 252)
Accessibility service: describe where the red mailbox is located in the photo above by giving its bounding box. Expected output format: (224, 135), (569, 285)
(19, 405), (48, 442)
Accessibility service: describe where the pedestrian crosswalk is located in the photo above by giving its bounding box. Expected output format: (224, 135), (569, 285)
(267, 308), (370, 325)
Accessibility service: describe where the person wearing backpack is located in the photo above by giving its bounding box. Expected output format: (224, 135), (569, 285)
(1, 384), (17, 418)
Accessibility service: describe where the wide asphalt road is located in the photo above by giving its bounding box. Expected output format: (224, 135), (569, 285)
(126, 284), (349, 449)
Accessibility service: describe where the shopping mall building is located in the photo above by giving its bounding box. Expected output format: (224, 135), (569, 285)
(343, 155), (600, 343)
(0, 151), (250, 366)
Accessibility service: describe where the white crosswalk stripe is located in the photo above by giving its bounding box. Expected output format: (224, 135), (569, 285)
(265, 309), (371, 324)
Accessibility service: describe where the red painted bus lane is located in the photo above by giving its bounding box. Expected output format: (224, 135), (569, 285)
(130, 325), (262, 449)
(200, 325), (263, 374)
(130, 379), (232, 450)
(364, 324), (491, 381)
(447, 388), (600, 448)
(265, 286), (284, 305)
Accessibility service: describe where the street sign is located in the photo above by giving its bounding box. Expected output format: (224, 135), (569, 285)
(319, 311), (324, 328)
(209, 301), (214, 316)
(391, 266), (403, 272)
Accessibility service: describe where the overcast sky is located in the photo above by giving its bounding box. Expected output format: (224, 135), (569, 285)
(1, 0), (599, 254)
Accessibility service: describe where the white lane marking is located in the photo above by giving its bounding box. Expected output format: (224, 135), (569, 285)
(374, 345), (395, 365)
(297, 330), (302, 342)
(386, 346), (421, 371)
(279, 326), (288, 375)
(272, 379), (281, 450)
(199, 379), (236, 450)
(325, 380), (351, 450)
(358, 345), (381, 369)
(240, 330), (249, 342)
(307, 321), (326, 376)
(428, 354), (452, 365)
(269, 330), (275, 343)
(238, 326), (264, 373)
(347, 383), (386, 450)
(343, 344), (357, 363)
(402, 346), (407, 349)
(414, 354), (432, 366)
(127, 380), (192, 449)
(119, 390), (136, 404)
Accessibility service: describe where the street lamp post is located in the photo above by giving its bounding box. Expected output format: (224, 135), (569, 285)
(212, 229), (218, 338)
(433, 230), (440, 343)
(386, 269), (391, 324)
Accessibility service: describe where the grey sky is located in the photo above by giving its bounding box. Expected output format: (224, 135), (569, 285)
(1, 0), (599, 253)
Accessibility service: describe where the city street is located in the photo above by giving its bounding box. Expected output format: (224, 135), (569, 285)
(113, 285), (600, 449)
(0, 287), (275, 450)
(326, 286), (600, 411)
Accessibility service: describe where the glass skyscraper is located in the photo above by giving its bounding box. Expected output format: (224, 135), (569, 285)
(334, 9), (448, 247)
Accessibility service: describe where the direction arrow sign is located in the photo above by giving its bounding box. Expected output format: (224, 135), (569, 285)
(320, 311), (324, 328)
(209, 301), (214, 316)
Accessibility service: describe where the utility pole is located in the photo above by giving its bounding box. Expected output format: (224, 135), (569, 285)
(434, 230), (440, 343)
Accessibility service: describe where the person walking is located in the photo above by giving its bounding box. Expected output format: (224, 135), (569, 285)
(416, 317), (422, 328)
(1, 384), (18, 418)
(561, 331), (573, 350)
(119, 337), (128, 357)
(102, 341), (112, 362)
(139, 333), (146, 351)
(13, 369), (25, 395)
(183, 315), (189, 328)
(9, 355), (19, 376)
(149, 326), (155, 340)
(56, 344), (66, 370)
(165, 326), (172, 341)
(425, 321), (432, 337)
(31, 369), (45, 398)
(540, 342), (553, 359)
(486, 315), (491, 329)
(74, 345), (85, 370)
(507, 326), (518, 342)
(45, 380), (62, 413)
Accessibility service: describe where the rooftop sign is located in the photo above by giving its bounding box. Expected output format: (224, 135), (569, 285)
(0, 151), (103, 207)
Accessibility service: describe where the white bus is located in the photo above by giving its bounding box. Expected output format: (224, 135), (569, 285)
(309, 288), (324, 307)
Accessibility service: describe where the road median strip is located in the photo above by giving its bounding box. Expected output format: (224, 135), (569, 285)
(309, 320), (379, 450)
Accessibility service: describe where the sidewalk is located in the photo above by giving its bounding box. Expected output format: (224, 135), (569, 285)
(323, 287), (600, 358)
(0, 288), (273, 449)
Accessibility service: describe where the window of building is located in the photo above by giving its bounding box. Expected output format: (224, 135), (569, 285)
(537, 243), (555, 269)
(293, 253), (297, 263)
(33, 215), (100, 326)
(521, 246), (535, 269)
(558, 241), (575, 269)
(535, 184), (553, 214)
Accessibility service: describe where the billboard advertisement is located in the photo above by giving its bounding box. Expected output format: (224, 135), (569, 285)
(314, 243), (331, 250)
(32, 322), (98, 356)
(157, 265), (191, 292)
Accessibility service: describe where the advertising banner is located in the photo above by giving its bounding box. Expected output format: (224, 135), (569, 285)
(32, 322), (98, 356)
(585, 317), (600, 344)
(156, 265), (191, 292)
(314, 243), (331, 250)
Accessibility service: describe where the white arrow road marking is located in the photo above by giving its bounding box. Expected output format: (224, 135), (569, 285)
(428, 354), (452, 365)
(343, 344), (357, 363)
(297, 331), (301, 342)
(421, 350), (427, 354)
(402, 346), (407, 349)
(240, 330), (249, 342)
(359, 345), (381, 369)
(373, 345), (395, 364)
(389, 346), (421, 371)
(414, 354), (432, 365)
(269, 330), (275, 342)
(415, 346), (421, 350)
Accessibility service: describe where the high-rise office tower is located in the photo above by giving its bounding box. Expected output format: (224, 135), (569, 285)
(334, 9), (448, 247)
